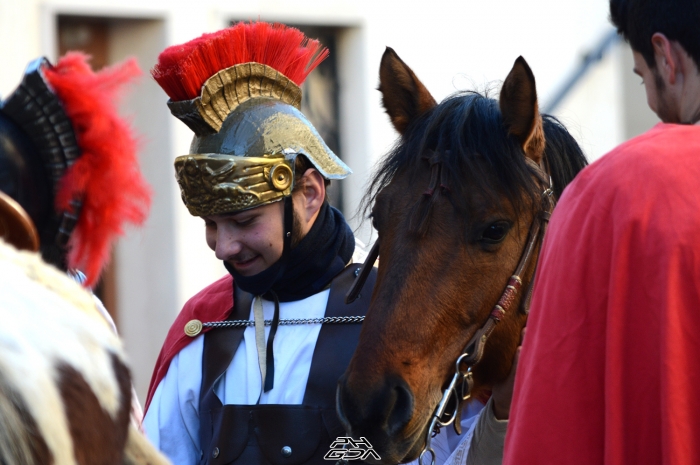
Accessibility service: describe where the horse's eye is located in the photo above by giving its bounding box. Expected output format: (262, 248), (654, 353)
(480, 221), (510, 244)
(370, 212), (379, 230)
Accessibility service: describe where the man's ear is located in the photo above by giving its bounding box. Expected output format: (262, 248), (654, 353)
(295, 168), (326, 223)
(651, 33), (678, 85)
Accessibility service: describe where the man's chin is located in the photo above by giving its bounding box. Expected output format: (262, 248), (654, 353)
(228, 257), (263, 276)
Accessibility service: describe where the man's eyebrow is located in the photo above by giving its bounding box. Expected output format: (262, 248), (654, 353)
(219, 211), (256, 220)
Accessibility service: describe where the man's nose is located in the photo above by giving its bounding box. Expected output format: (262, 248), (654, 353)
(214, 227), (242, 260)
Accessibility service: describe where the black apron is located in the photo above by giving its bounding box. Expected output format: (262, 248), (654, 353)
(198, 264), (377, 465)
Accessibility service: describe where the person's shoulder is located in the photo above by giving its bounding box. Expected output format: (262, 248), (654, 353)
(552, 124), (700, 242)
(183, 273), (233, 310)
(564, 124), (700, 198)
(600, 123), (700, 177)
(193, 273), (233, 295)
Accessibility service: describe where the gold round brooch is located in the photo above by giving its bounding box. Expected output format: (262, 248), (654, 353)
(184, 319), (203, 337)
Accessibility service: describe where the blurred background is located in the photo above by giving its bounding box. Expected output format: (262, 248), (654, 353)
(0, 0), (659, 403)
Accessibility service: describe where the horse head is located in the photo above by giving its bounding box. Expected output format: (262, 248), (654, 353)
(336, 48), (586, 463)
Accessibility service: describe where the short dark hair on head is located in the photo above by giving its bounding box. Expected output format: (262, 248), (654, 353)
(610, 0), (700, 69)
(292, 155), (330, 193)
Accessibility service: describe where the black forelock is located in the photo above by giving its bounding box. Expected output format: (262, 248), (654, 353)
(362, 91), (587, 223)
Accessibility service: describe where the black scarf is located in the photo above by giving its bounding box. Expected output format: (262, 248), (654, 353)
(224, 201), (355, 302)
(223, 201), (354, 393)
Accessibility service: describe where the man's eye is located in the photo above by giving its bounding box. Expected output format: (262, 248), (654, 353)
(236, 217), (254, 226)
(480, 221), (511, 244)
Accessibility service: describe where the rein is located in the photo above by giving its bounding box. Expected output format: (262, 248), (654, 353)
(345, 155), (555, 465)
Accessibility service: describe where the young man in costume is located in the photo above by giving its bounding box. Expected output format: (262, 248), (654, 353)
(142, 22), (375, 464)
(0, 53), (151, 428)
(503, 0), (700, 464)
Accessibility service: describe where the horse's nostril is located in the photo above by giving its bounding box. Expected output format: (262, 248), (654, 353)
(337, 374), (415, 440)
(385, 379), (414, 436)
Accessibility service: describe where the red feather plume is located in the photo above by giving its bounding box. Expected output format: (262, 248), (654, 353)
(43, 52), (151, 287)
(152, 21), (329, 101)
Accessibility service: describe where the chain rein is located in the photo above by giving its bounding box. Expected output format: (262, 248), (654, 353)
(419, 157), (555, 465)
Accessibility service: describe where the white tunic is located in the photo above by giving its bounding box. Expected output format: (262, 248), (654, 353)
(144, 290), (331, 464)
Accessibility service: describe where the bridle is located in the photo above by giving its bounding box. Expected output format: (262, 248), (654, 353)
(345, 154), (555, 465)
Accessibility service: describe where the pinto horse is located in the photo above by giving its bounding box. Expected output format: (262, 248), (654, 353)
(336, 48), (587, 463)
(0, 239), (169, 465)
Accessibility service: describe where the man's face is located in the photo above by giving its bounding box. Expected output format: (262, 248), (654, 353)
(204, 201), (285, 276)
(633, 51), (677, 122)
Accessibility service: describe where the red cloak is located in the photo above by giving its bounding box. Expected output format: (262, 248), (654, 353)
(144, 274), (234, 413)
(504, 123), (700, 465)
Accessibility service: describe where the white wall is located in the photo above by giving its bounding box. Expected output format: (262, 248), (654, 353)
(553, 41), (626, 163)
(108, 18), (180, 405)
(1, 0), (634, 402)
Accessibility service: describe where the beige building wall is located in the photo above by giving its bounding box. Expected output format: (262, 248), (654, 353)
(1, 0), (643, 402)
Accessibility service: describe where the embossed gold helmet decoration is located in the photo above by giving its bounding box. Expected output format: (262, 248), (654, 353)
(152, 22), (351, 217)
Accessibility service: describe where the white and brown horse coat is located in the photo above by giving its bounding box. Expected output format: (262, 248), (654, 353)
(0, 239), (168, 465)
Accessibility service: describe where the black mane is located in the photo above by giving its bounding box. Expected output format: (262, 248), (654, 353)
(363, 91), (587, 222)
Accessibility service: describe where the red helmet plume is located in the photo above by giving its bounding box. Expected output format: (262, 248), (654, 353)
(152, 21), (329, 102)
(43, 52), (151, 287)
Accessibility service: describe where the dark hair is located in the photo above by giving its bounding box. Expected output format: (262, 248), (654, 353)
(363, 91), (587, 227)
(293, 155), (331, 191)
(541, 115), (588, 199)
(610, 0), (700, 69)
(292, 155), (330, 201)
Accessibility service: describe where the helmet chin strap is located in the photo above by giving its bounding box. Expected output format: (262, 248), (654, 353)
(283, 195), (294, 256)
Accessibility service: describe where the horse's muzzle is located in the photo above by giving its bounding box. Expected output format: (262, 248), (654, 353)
(336, 373), (418, 464)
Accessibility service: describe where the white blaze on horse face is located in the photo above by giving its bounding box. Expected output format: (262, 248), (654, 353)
(0, 241), (126, 465)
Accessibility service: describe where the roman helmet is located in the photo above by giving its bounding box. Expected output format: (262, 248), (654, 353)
(0, 53), (151, 287)
(151, 22), (350, 222)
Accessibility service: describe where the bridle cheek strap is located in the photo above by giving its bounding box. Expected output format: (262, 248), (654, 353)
(521, 209), (553, 314)
(460, 170), (553, 369)
(444, 159), (554, 444)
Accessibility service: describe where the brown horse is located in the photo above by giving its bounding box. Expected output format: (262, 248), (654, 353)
(336, 48), (587, 463)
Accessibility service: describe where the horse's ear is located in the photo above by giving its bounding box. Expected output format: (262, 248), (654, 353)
(499, 56), (545, 164)
(379, 47), (437, 135)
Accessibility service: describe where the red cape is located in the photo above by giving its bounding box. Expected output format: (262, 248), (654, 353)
(504, 124), (700, 464)
(144, 274), (234, 413)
